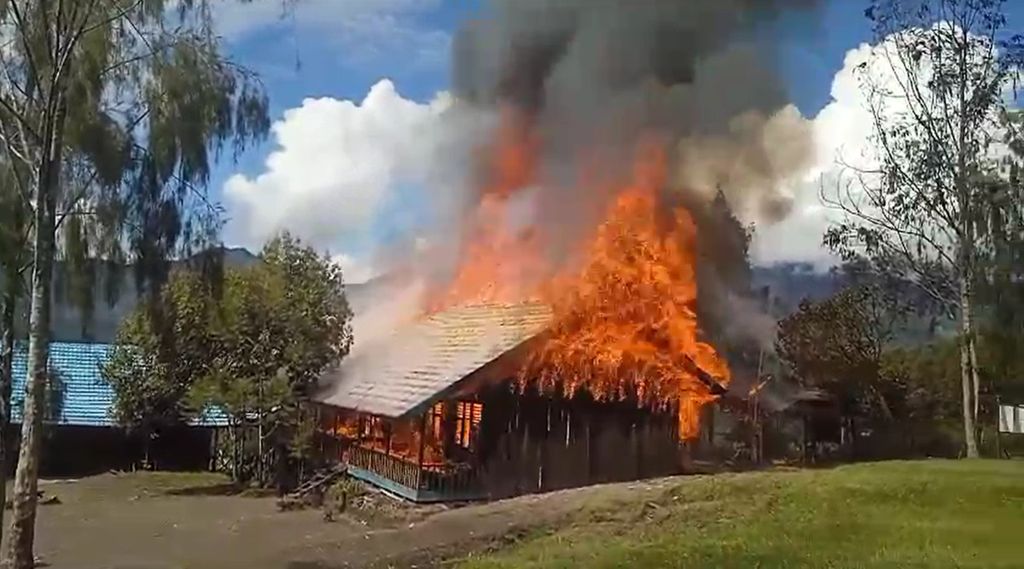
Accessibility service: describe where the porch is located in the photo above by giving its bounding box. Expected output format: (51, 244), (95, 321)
(318, 400), (487, 503)
(346, 446), (483, 502)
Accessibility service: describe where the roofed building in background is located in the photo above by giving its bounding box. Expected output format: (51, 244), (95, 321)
(312, 302), (689, 503)
(9, 341), (228, 475)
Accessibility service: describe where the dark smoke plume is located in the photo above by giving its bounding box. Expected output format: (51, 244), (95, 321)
(450, 0), (821, 356)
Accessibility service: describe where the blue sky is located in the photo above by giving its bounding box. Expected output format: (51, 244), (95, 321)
(209, 0), (480, 191)
(206, 0), (1024, 278)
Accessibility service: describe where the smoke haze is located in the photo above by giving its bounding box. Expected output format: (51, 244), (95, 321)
(432, 0), (823, 351)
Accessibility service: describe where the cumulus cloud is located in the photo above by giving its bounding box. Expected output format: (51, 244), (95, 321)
(750, 40), (891, 268)
(753, 22), (1021, 268)
(224, 47), (874, 277)
(223, 79), (485, 281)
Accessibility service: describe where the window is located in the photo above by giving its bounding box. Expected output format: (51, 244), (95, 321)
(429, 402), (445, 440)
(454, 401), (483, 449)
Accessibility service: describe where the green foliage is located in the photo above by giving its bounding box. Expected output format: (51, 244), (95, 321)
(11, 364), (68, 424)
(881, 340), (962, 423)
(776, 282), (908, 419)
(0, 0), (271, 332)
(822, 0), (1024, 311)
(105, 233), (353, 485)
(192, 233), (353, 419)
(0, 2), (273, 563)
(103, 270), (217, 433)
(821, 0), (1024, 459)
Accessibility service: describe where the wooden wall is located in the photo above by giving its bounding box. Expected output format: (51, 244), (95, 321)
(474, 385), (682, 500)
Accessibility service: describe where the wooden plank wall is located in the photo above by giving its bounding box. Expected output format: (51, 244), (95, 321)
(475, 386), (682, 500)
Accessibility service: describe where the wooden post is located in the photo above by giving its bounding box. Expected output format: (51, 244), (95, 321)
(416, 413), (427, 490)
(802, 414), (809, 464)
(416, 414), (427, 467)
(584, 414), (593, 484)
(209, 428), (218, 472)
(995, 394), (1003, 459)
(632, 420), (641, 479)
(443, 401), (457, 459)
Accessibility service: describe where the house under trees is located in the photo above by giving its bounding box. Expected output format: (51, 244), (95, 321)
(9, 341), (227, 475)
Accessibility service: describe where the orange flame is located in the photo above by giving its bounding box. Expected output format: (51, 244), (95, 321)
(525, 139), (730, 439)
(430, 108), (548, 310)
(435, 115), (730, 440)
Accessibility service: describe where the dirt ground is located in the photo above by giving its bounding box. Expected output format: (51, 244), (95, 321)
(7, 471), (684, 569)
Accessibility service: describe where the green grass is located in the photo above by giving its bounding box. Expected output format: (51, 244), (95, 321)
(456, 460), (1024, 569)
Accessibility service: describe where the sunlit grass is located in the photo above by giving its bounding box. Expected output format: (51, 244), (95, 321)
(457, 460), (1024, 569)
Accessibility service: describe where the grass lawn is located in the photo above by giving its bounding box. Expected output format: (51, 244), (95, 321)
(456, 460), (1024, 569)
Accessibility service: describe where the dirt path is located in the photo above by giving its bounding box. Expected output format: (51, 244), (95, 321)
(285, 476), (683, 568)
(19, 472), (686, 569)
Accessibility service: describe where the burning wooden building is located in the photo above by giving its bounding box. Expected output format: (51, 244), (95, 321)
(312, 301), (728, 503)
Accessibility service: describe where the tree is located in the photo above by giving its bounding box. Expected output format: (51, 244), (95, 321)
(0, 2), (269, 565)
(776, 282), (909, 426)
(975, 152), (1024, 404)
(882, 339), (964, 425)
(108, 233), (353, 487)
(103, 270), (218, 466)
(822, 0), (1024, 458)
(193, 233), (353, 488)
(0, 158), (30, 547)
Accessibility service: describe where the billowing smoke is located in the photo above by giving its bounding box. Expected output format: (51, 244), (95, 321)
(439, 0), (821, 355)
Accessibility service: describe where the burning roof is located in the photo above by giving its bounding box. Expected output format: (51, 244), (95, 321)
(314, 302), (551, 418)
(316, 0), (819, 441)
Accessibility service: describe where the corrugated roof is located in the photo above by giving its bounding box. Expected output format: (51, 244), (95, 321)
(314, 302), (552, 417)
(12, 341), (228, 427)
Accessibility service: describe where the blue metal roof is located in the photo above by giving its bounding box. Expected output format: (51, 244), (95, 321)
(12, 341), (228, 428)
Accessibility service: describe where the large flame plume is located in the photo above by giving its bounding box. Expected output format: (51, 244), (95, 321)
(430, 108), (548, 310)
(433, 111), (730, 440)
(524, 139), (730, 440)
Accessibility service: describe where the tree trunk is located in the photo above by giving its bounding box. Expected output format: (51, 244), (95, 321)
(4, 96), (66, 569)
(968, 332), (981, 429)
(0, 277), (18, 546)
(958, 276), (981, 459)
(1, 177), (26, 549)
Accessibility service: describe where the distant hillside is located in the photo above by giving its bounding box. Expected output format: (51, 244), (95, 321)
(751, 262), (956, 343)
(751, 262), (842, 317)
(343, 271), (413, 315)
(7, 247), (260, 344)
(8, 257), (953, 345)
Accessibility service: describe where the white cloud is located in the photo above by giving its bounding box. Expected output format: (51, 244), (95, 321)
(750, 41), (878, 268)
(753, 22), (1019, 268)
(332, 253), (376, 284)
(224, 79), (487, 281)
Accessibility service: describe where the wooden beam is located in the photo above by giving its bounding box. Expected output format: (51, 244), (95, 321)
(416, 413), (427, 468)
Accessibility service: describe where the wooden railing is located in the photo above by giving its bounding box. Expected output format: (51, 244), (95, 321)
(347, 445), (481, 499)
(347, 446), (422, 490)
(420, 462), (478, 497)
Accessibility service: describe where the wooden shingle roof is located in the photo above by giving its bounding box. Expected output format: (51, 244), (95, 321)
(314, 302), (552, 417)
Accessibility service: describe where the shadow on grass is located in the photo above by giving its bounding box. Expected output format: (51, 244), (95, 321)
(163, 482), (245, 497)
(163, 482), (280, 498)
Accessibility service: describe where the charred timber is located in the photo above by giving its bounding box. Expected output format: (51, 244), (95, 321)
(682, 355), (728, 396)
